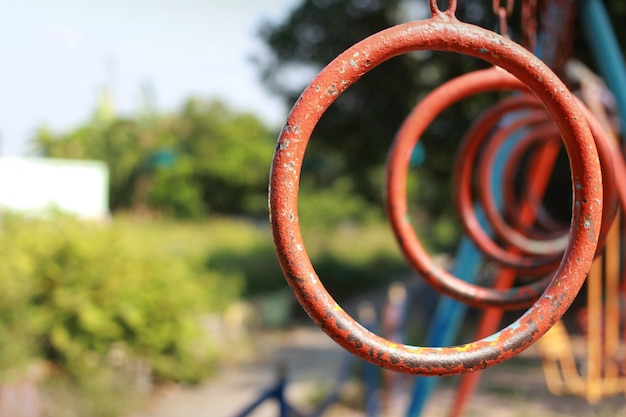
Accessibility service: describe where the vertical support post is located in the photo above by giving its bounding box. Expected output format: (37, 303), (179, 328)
(405, 235), (483, 417)
(603, 215), (621, 388)
(586, 256), (604, 404)
(358, 302), (381, 417)
(450, 137), (561, 417)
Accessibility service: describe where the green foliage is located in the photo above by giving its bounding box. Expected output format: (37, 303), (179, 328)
(173, 100), (276, 216)
(0, 213), (238, 384)
(303, 221), (412, 301)
(207, 244), (283, 296)
(33, 120), (145, 211)
(31, 99), (277, 218)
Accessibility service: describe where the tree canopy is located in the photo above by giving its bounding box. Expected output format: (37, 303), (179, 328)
(32, 99), (277, 218)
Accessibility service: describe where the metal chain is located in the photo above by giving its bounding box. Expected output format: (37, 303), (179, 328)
(491, 0), (539, 52)
(538, 0), (577, 71)
(492, 0), (515, 38)
(492, 0), (515, 15)
(521, 0), (538, 51)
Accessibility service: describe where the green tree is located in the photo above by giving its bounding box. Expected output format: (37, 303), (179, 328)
(164, 99), (276, 216)
(31, 99), (277, 218)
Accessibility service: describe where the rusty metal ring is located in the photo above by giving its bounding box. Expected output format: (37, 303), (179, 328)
(476, 117), (567, 253)
(476, 118), (567, 250)
(458, 109), (568, 259)
(463, 96), (569, 240)
(574, 98), (620, 246)
(499, 103), (623, 237)
(478, 97), (618, 257)
(502, 131), (570, 237)
(269, 15), (601, 375)
(391, 67), (614, 300)
(486, 123), (567, 242)
(388, 70), (565, 305)
(454, 96), (562, 272)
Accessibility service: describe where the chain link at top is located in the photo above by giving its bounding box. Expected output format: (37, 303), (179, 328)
(492, 0), (514, 16)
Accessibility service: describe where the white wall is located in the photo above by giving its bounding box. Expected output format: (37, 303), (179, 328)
(0, 157), (109, 220)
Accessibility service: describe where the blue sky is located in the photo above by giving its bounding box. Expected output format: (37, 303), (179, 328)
(0, 0), (295, 156)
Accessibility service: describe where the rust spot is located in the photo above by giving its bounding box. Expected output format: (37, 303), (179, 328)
(347, 333), (363, 349)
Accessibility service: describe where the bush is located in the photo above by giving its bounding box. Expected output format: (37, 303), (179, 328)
(0, 213), (234, 384)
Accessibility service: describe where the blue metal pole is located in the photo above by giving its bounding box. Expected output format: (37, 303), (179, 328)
(579, 0), (626, 135)
(361, 302), (381, 417)
(404, 233), (484, 417)
(406, 116), (521, 417)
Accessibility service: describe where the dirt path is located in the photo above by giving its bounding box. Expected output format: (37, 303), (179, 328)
(127, 327), (349, 417)
(127, 326), (626, 417)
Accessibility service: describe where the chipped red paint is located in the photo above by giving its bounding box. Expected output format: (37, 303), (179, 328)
(269, 7), (602, 374)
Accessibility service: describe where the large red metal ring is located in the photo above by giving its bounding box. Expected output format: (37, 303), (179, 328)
(269, 12), (602, 375)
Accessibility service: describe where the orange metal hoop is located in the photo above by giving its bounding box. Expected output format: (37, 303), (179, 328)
(269, 5), (602, 375)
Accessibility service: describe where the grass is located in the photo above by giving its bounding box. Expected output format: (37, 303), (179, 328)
(111, 214), (271, 258)
(112, 214), (414, 301)
(55, 215), (626, 417)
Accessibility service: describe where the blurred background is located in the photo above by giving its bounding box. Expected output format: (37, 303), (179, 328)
(0, 0), (625, 416)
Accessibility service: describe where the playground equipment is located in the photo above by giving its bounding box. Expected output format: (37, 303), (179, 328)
(532, 49), (626, 406)
(263, 0), (626, 415)
(270, 0), (601, 374)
